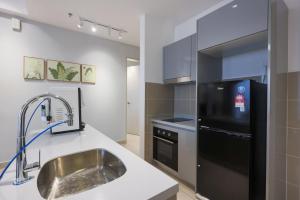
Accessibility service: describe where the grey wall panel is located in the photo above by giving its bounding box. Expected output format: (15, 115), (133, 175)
(222, 48), (268, 80)
(197, 53), (222, 83)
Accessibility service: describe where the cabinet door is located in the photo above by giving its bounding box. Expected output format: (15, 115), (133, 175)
(175, 36), (192, 79)
(197, 0), (268, 50)
(163, 43), (178, 80)
(163, 36), (192, 81)
(178, 130), (197, 186)
(191, 34), (197, 81)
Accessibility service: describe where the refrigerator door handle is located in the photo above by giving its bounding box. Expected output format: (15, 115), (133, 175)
(200, 125), (210, 129)
(153, 136), (174, 144)
(199, 126), (252, 140)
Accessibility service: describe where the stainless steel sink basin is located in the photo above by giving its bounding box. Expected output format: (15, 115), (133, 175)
(37, 148), (126, 199)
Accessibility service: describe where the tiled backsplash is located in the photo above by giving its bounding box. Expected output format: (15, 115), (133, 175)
(174, 83), (196, 118)
(144, 82), (196, 162)
(287, 72), (300, 200)
(144, 83), (174, 162)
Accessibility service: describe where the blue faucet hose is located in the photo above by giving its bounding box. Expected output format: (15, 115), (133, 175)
(0, 121), (66, 181)
(24, 98), (48, 135)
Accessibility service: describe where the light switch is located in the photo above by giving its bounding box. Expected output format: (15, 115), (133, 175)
(11, 18), (21, 31)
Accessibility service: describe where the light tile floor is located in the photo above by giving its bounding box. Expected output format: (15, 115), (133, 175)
(170, 175), (196, 200)
(0, 163), (5, 171)
(121, 134), (197, 200)
(122, 134), (140, 156)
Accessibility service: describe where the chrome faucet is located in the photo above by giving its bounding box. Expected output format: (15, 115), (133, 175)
(15, 93), (73, 185)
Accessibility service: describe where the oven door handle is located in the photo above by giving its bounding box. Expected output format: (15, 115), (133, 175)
(153, 136), (174, 144)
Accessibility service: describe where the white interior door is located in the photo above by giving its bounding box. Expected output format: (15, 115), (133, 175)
(127, 65), (140, 135)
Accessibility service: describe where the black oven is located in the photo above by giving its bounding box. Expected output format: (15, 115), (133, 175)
(153, 127), (178, 171)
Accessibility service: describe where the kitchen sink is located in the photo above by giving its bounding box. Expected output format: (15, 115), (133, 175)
(37, 148), (126, 199)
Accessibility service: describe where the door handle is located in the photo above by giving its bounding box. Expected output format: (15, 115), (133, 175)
(153, 136), (174, 144)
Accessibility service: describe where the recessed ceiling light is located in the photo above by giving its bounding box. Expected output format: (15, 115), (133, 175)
(232, 4), (238, 8)
(118, 32), (123, 40)
(91, 26), (97, 32)
(77, 22), (83, 29)
(108, 27), (112, 36)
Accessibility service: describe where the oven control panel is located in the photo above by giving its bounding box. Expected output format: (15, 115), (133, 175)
(153, 127), (178, 142)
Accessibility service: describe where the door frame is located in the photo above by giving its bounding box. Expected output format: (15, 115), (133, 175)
(125, 57), (140, 137)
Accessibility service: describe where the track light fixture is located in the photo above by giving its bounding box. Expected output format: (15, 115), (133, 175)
(69, 13), (127, 39)
(77, 21), (83, 29)
(118, 32), (123, 40)
(108, 27), (112, 36)
(91, 26), (97, 32)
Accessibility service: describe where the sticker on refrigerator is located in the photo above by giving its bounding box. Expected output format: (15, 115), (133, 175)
(235, 86), (246, 112)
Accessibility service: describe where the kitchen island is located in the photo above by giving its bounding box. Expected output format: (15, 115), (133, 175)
(0, 125), (178, 200)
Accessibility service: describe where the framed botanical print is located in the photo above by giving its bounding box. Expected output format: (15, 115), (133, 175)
(81, 65), (96, 84)
(23, 56), (45, 80)
(47, 60), (81, 82)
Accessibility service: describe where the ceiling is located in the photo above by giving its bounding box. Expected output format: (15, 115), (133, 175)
(0, 0), (224, 46)
(0, 0), (298, 46)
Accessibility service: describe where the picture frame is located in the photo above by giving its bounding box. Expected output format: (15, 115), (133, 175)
(47, 60), (81, 82)
(23, 56), (45, 80)
(81, 64), (96, 84)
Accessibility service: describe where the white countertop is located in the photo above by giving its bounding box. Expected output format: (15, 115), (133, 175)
(152, 119), (196, 132)
(0, 125), (178, 200)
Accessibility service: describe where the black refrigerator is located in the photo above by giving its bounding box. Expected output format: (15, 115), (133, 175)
(196, 80), (267, 200)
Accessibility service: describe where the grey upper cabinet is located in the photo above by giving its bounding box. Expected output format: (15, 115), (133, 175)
(191, 34), (197, 81)
(164, 36), (191, 81)
(163, 35), (197, 83)
(163, 43), (178, 80)
(197, 0), (269, 51)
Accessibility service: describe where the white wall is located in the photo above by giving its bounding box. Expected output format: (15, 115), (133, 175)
(139, 15), (146, 158)
(138, 14), (174, 158)
(0, 13), (139, 161)
(143, 14), (175, 84)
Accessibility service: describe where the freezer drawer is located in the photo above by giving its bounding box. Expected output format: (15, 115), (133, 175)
(197, 127), (252, 200)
